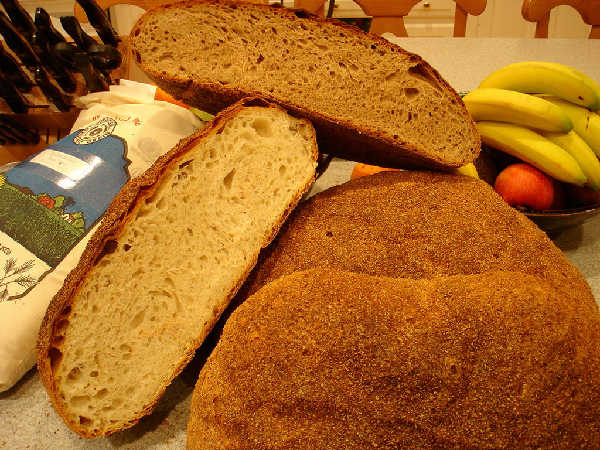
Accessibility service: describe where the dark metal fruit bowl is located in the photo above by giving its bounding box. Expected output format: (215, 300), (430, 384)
(525, 204), (600, 234)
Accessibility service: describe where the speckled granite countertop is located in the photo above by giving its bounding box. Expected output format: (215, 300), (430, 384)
(2, 38), (600, 449)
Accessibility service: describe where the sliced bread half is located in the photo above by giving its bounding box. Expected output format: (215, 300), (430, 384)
(37, 98), (318, 438)
(129, 0), (480, 170)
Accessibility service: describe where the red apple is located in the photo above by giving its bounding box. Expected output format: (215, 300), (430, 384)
(494, 163), (556, 211)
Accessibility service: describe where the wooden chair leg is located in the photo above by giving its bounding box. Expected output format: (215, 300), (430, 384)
(534, 12), (550, 38)
(590, 25), (600, 39)
(453, 4), (468, 37)
(294, 0), (327, 16)
(370, 16), (408, 36)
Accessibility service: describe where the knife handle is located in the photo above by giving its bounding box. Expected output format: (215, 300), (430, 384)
(75, 0), (120, 47)
(0, 41), (34, 92)
(60, 15), (98, 52)
(35, 8), (67, 47)
(0, 10), (41, 68)
(0, 0), (36, 40)
(31, 31), (78, 94)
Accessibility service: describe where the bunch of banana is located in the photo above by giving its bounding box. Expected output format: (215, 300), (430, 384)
(463, 61), (600, 191)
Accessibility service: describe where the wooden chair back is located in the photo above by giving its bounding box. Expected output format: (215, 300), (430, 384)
(294, 0), (487, 36)
(521, 0), (600, 39)
(75, 0), (268, 22)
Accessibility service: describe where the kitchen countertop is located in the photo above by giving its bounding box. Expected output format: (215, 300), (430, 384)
(2, 37), (600, 449)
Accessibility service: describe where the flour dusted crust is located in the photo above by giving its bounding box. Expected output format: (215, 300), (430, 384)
(37, 97), (318, 437)
(188, 269), (600, 448)
(129, 0), (481, 170)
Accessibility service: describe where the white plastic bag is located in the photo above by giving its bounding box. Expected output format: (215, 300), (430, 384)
(0, 80), (203, 391)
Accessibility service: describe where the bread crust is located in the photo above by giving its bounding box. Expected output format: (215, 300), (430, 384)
(36, 97), (318, 438)
(188, 269), (600, 448)
(129, 0), (481, 170)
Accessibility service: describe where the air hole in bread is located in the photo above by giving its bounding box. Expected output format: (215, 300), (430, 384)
(156, 196), (167, 210)
(130, 310), (145, 329)
(326, 231), (333, 237)
(55, 319), (70, 334)
(67, 367), (82, 382)
(223, 168), (236, 190)
(256, 54), (264, 64)
(123, 244), (131, 252)
(90, 370), (99, 377)
(95, 240), (118, 266)
(79, 416), (91, 425)
(404, 87), (420, 101)
(251, 118), (272, 137)
(408, 63), (441, 92)
(95, 389), (108, 400)
(158, 52), (173, 63)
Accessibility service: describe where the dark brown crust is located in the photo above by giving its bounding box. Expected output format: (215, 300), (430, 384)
(36, 97), (318, 438)
(129, 0), (481, 170)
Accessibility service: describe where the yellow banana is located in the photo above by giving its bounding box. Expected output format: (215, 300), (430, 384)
(479, 61), (600, 110)
(541, 130), (600, 191)
(463, 88), (572, 132)
(476, 121), (587, 186)
(538, 62), (600, 111)
(542, 96), (600, 158)
(454, 163), (479, 179)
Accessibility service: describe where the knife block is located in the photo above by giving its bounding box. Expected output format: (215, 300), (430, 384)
(0, 36), (140, 166)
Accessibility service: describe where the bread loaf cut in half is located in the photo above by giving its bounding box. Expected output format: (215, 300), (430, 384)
(129, 0), (480, 170)
(188, 269), (600, 448)
(239, 171), (596, 311)
(37, 98), (318, 438)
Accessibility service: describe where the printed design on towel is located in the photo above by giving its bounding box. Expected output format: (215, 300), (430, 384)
(0, 116), (131, 302)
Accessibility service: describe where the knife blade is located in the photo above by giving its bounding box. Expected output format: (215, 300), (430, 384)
(0, 10), (41, 67)
(0, 116), (39, 144)
(0, 72), (30, 113)
(54, 41), (109, 93)
(0, 40), (34, 92)
(88, 42), (122, 71)
(0, 128), (18, 145)
(60, 15), (98, 52)
(75, 0), (120, 47)
(34, 7), (67, 46)
(31, 31), (77, 93)
(0, 0), (36, 40)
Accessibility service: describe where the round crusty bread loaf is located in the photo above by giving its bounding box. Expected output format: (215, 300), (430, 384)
(187, 269), (600, 448)
(129, 0), (480, 170)
(240, 170), (596, 311)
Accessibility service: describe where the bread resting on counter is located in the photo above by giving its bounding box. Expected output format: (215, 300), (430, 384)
(186, 171), (600, 448)
(188, 269), (600, 449)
